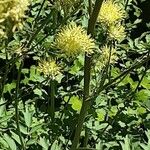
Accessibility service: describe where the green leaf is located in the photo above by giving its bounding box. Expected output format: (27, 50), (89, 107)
(137, 107), (146, 114)
(3, 133), (17, 150)
(0, 98), (6, 116)
(141, 76), (150, 89)
(120, 135), (131, 150)
(119, 75), (134, 88)
(97, 109), (106, 121)
(4, 82), (16, 93)
(26, 139), (37, 145)
(13, 123), (28, 134)
(64, 96), (69, 103)
(21, 76), (29, 85)
(118, 121), (126, 127)
(111, 67), (120, 78)
(33, 88), (42, 96)
(98, 123), (109, 130)
(135, 89), (150, 102)
(108, 106), (118, 118)
(38, 137), (49, 149)
(23, 106), (33, 127)
(21, 68), (29, 74)
(10, 131), (21, 145)
(0, 114), (13, 124)
(29, 124), (43, 134)
(69, 55), (84, 75)
(0, 136), (9, 149)
(69, 96), (82, 112)
(51, 140), (61, 150)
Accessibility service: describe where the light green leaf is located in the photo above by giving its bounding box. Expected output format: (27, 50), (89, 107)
(26, 139), (37, 145)
(10, 131), (21, 145)
(38, 137), (49, 149)
(97, 109), (106, 121)
(137, 107), (146, 114)
(33, 88), (42, 96)
(136, 89), (150, 102)
(0, 98), (6, 116)
(3, 134), (17, 150)
(29, 124), (43, 134)
(51, 140), (61, 150)
(4, 82), (16, 93)
(23, 106), (33, 127)
(69, 96), (82, 112)
(108, 106), (118, 118)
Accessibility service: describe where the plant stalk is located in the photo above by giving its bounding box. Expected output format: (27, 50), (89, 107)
(70, 0), (104, 149)
(50, 79), (55, 120)
(14, 61), (26, 150)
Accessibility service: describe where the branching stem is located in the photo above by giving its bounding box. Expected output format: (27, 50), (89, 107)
(70, 0), (104, 149)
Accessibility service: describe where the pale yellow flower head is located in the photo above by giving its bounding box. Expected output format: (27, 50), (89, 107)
(97, 45), (117, 69)
(0, 0), (30, 34)
(8, 0), (30, 31)
(55, 22), (95, 57)
(38, 60), (60, 79)
(7, 0), (29, 20)
(98, 0), (125, 25)
(108, 24), (126, 41)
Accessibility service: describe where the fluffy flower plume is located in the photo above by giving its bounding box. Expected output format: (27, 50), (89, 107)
(0, 0), (30, 35)
(97, 45), (117, 69)
(98, 0), (125, 25)
(108, 24), (126, 41)
(55, 22), (95, 56)
(38, 60), (60, 79)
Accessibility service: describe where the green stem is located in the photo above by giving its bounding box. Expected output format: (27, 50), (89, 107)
(70, 1), (104, 149)
(93, 54), (150, 100)
(83, 128), (89, 147)
(88, 0), (92, 16)
(14, 61), (26, 150)
(83, 1), (93, 146)
(50, 79), (55, 120)
(34, 0), (46, 25)
(95, 59), (149, 142)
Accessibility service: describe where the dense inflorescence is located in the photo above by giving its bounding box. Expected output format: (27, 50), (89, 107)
(55, 22), (96, 57)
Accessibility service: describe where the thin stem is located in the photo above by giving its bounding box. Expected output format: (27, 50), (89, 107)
(33, 0), (46, 25)
(14, 61), (26, 150)
(70, 1), (104, 149)
(88, 0), (92, 16)
(50, 79), (55, 120)
(83, 128), (89, 147)
(89, 53), (150, 103)
(125, 0), (129, 10)
(83, 0), (93, 146)
(95, 55), (150, 143)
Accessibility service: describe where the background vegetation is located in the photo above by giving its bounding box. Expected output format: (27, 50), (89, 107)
(0, 0), (150, 150)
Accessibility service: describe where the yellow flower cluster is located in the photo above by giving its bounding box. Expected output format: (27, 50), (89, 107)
(98, 0), (126, 41)
(98, 0), (125, 25)
(0, 0), (30, 37)
(97, 45), (117, 69)
(108, 24), (126, 41)
(38, 60), (60, 79)
(55, 22), (95, 57)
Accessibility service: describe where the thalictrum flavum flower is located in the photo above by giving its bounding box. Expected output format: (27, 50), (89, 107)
(55, 22), (95, 57)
